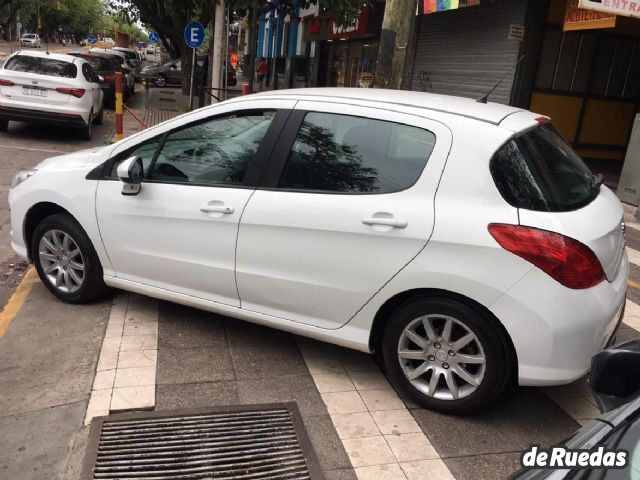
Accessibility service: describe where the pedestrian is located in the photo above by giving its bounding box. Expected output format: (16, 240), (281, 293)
(257, 57), (268, 91)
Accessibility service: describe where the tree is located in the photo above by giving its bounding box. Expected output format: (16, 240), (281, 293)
(374, 0), (415, 89)
(0, 0), (36, 41)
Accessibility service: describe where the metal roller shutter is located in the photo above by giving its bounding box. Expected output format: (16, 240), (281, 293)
(411, 0), (527, 105)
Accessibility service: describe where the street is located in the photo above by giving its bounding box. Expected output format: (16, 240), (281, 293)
(0, 107), (638, 479)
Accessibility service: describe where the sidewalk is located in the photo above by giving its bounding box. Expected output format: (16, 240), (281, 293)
(116, 86), (184, 140)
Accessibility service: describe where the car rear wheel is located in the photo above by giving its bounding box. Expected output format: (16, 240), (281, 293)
(0, 120), (8, 132)
(93, 104), (104, 125)
(80, 111), (93, 140)
(382, 296), (511, 414)
(32, 213), (106, 303)
(156, 74), (167, 87)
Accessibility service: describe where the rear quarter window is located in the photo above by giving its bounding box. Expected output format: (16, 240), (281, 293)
(490, 123), (598, 212)
(4, 55), (77, 78)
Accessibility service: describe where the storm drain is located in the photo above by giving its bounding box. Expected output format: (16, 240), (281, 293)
(81, 403), (323, 480)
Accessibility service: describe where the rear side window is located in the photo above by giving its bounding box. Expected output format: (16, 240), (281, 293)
(279, 112), (436, 193)
(4, 55), (77, 78)
(84, 57), (113, 72)
(490, 124), (598, 212)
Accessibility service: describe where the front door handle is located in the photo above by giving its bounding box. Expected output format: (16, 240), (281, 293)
(200, 204), (235, 214)
(362, 217), (408, 228)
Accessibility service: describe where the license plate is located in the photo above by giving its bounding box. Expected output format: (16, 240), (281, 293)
(22, 86), (47, 97)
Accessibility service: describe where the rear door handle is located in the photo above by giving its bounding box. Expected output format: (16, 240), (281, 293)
(362, 217), (408, 228)
(200, 204), (235, 214)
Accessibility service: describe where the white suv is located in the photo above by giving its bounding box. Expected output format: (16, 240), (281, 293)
(0, 50), (104, 139)
(8, 89), (628, 413)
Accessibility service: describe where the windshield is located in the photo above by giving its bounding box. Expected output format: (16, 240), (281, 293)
(490, 123), (599, 212)
(23, 34), (36, 39)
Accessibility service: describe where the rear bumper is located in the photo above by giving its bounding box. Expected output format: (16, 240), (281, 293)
(490, 251), (629, 386)
(0, 106), (87, 127)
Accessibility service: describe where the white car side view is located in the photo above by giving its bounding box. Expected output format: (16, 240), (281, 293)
(8, 89), (628, 413)
(0, 50), (104, 139)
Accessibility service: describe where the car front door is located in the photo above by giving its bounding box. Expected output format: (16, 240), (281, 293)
(95, 100), (294, 306)
(235, 101), (452, 329)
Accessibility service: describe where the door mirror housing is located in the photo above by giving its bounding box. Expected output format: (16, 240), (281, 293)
(117, 156), (143, 196)
(97, 75), (105, 84)
(589, 339), (640, 413)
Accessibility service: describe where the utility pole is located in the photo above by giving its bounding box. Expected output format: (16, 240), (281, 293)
(248, 0), (258, 92)
(210, 0), (225, 103)
(374, 0), (416, 90)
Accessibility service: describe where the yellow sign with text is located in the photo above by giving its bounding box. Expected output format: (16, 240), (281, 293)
(564, 0), (617, 30)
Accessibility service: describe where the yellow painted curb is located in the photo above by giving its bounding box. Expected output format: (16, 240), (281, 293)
(0, 267), (38, 340)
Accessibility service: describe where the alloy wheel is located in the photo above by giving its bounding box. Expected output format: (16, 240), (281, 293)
(38, 229), (85, 294)
(397, 314), (486, 401)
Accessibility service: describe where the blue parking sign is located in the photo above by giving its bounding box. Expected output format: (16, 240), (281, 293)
(87, 33), (96, 44)
(184, 21), (205, 49)
(149, 32), (160, 43)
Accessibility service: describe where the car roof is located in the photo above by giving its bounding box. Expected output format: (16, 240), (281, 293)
(69, 51), (115, 59)
(8, 50), (79, 64)
(113, 47), (135, 52)
(251, 88), (524, 126)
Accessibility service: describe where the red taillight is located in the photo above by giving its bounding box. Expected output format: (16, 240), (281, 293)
(488, 223), (605, 289)
(104, 74), (114, 83)
(56, 87), (85, 98)
(0, 78), (14, 86)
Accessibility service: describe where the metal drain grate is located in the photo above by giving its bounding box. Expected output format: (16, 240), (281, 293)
(81, 403), (323, 480)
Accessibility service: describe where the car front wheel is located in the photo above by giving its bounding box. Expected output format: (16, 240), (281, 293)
(382, 297), (511, 414)
(32, 213), (106, 303)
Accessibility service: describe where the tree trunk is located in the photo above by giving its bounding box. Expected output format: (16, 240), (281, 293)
(374, 0), (416, 90)
(210, 0), (225, 103)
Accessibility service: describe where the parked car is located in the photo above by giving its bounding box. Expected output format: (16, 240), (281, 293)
(89, 48), (135, 97)
(112, 47), (142, 74)
(68, 51), (123, 106)
(510, 340), (640, 479)
(79, 38), (88, 47)
(0, 50), (104, 139)
(146, 44), (156, 55)
(140, 58), (237, 87)
(20, 33), (41, 48)
(7, 89), (628, 413)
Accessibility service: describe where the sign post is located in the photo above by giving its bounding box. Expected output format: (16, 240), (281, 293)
(184, 21), (205, 110)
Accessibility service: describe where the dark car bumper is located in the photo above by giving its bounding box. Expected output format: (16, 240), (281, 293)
(0, 106), (86, 127)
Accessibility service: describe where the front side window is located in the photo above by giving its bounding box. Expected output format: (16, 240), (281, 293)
(490, 123), (599, 212)
(279, 112), (436, 193)
(110, 136), (163, 178)
(149, 111), (276, 186)
(4, 55), (77, 78)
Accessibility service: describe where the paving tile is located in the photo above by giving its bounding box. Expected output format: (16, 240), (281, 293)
(156, 382), (240, 410)
(623, 315), (640, 330)
(554, 396), (601, 420)
(400, 459), (455, 480)
(92, 369), (115, 391)
(303, 415), (352, 471)
(295, 336), (342, 358)
(238, 376), (328, 418)
(158, 301), (227, 349)
(359, 389), (405, 412)
(443, 452), (522, 480)
(157, 347), (235, 385)
(355, 464), (407, 480)
(120, 334), (158, 351)
(313, 372), (356, 393)
(305, 355), (346, 375)
(349, 370), (392, 391)
(331, 412), (380, 439)
(97, 337), (122, 371)
(410, 388), (578, 458)
(86, 388), (112, 413)
(342, 436), (397, 467)
(542, 378), (591, 399)
(84, 409), (109, 426)
(339, 350), (379, 373)
(371, 410), (421, 435)
(117, 349), (157, 369)
(114, 366), (156, 388)
(322, 391), (368, 415)
(384, 432), (439, 462)
(324, 469), (358, 480)
(111, 385), (155, 411)
(123, 322), (158, 336)
(104, 321), (124, 338)
(126, 295), (158, 324)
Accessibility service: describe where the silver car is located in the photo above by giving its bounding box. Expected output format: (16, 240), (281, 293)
(20, 33), (41, 48)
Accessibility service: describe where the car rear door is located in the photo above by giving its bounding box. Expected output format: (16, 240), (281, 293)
(235, 101), (452, 329)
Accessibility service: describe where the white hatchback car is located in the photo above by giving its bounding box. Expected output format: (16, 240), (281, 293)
(0, 50), (104, 139)
(8, 89), (628, 413)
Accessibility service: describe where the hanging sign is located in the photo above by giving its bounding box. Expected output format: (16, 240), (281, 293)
(422, 0), (480, 15)
(579, 0), (640, 19)
(564, 0), (617, 30)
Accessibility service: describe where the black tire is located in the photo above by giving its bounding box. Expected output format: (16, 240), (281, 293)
(156, 74), (167, 87)
(93, 103), (104, 125)
(31, 213), (106, 303)
(382, 296), (511, 414)
(80, 111), (92, 140)
(0, 120), (8, 132)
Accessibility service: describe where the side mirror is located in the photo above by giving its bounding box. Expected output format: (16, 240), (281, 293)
(589, 339), (640, 413)
(171, 64), (177, 70)
(97, 75), (105, 84)
(117, 156), (143, 196)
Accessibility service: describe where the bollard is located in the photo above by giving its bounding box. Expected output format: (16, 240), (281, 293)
(115, 72), (123, 141)
(242, 83), (250, 95)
